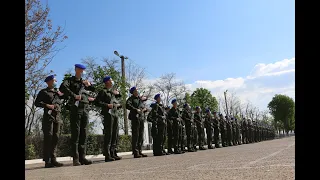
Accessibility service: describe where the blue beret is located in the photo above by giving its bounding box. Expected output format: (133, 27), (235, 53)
(219, 113), (223, 116)
(103, 76), (111, 83)
(130, 86), (136, 94)
(205, 109), (210, 113)
(154, 94), (160, 100)
(183, 103), (188, 108)
(44, 75), (54, 82)
(75, 64), (86, 70)
(231, 117), (234, 120)
(196, 106), (200, 109)
(171, 99), (177, 104)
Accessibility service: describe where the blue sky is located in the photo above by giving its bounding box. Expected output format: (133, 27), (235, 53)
(44, 0), (295, 113)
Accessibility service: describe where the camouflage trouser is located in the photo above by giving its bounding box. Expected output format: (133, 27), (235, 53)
(70, 106), (89, 160)
(173, 122), (182, 151)
(42, 117), (61, 162)
(192, 125), (198, 148)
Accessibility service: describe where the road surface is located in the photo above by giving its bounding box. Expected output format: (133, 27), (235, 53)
(25, 136), (295, 180)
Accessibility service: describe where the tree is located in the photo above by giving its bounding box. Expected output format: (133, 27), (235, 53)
(153, 73), (188, 107)
(190, 88), (218, 112)
(25, 0), (67, 136)
(268, 94), (295, 134)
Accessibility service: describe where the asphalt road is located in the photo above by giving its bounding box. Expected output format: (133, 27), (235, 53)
(25, 136), (295, 180)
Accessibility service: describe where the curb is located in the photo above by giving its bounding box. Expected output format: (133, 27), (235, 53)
(25, 150), (154, 165)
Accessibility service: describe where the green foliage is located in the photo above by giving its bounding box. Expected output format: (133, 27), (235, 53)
(25, 144), (36, 160)
(190, 88), (218, 111)
(268, 94), (295, 133)
(25, 134), (132, 160)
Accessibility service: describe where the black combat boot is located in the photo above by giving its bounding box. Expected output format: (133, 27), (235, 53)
(73, 156), (81, 166)
(139, 151), (148, 157)
(168, 148), (174, 154)
(193, 146), (198, 151)
(199, 146), (206, 150)
(208, 145), (214, 149)
(80, 157), (93, 165)
(105, 151), (115, 162)
(51, 158), (63, 167)
(45, 159), (55, 168)
(215, 143), (222, 148)
(134, 151), (142, 158)
(111, 150), (122, 160)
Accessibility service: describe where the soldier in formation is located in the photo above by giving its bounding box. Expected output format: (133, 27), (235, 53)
(194, 107), (206, 150)
(36, 74), (278, 167)
(212, 111), (221, 148)
(167, 99), (183, 154)
(149, 94), (166, 156)
(94, 75), (122, 162)
(126, 86), (148, 158)
(59, 64), (96, 166)
(35, 75), (64, 168)
(182, 103), (195, 152)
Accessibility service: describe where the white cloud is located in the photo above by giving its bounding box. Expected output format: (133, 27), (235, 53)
(187, 58), (295, 111)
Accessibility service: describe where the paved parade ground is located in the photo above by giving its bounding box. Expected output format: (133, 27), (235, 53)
(25, 136), (295, 180)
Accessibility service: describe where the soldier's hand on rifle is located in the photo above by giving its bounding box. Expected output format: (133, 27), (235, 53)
(46, 104), (55, 110)
(57, 91), (64, 96)
(107, 104), (113, 108)
(83, 80), (91, 87)
(88, 97), (95, 101)
(113, 90), (119, 95)
(75, 95), (81, 100)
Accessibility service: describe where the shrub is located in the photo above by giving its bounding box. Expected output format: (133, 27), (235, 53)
(25, 134), (132, 160)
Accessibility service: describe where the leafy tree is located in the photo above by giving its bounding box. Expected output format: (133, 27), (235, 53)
(25, 0), (67, 135)
(268, 94), (295, 134)
(153, 73), (188, 107)
(190, 88), (218, 112)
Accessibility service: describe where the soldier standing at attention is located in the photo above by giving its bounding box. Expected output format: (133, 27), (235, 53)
(150, 94), (166, 156)
(179, 108), (186, 153)
(219, 113), (227, 147)
(164, 106), (172, 154)
(226, 116), (233, 146)
(204, 109), (214, 149)
(126, 86), (148, 158)
(241, 118), (248, 144)
(212, 111), (221, 148)
(182, 103), (195, 152)
(166, 106), (174, 154)
(59, 64), (95, 166)
(147, 103), (158, 155)
(194, 107), (206, 150)
(235, 118), (241, 145)
(95, 76), (123, 162)
(247, 119), (253, 143)
(35, 75), (64, 168)
(191, 108), (198, 151)
(231, 117), (238, 146)
(168, 99), (183, 154)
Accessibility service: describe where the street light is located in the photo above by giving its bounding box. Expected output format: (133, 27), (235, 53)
(224, 90), (228, 116)
(114, 50), (129, 135)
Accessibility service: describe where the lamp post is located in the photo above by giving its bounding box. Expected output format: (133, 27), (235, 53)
(224, 90), (228, 116)
(114, 50), (129, 135)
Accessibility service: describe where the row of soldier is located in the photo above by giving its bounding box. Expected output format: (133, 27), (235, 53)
(34, 63), (275, 168)
(147, 98), (275, 155)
